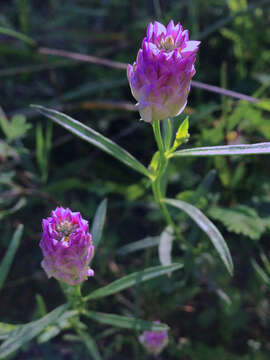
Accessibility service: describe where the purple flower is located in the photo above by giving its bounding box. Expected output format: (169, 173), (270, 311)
(40, 207), (94, 285)
(139, 321), (169, 356)
(127, 20), (200, 122)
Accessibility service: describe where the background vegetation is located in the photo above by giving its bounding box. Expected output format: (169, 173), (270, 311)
(1, 0), (270, 358)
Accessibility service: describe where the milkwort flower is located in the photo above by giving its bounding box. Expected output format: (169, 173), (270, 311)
(40, 207), (94, 285)
(127, 20), (200, 122)
(139, 321), (169, 356)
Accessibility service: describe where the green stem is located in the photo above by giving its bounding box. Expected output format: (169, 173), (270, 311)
(151, 120), (177, 232)
(152, 120), (164, 154)
(60, 282), (83, 309)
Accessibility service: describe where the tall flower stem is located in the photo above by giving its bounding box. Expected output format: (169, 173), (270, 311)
(152, 120), (176, 232)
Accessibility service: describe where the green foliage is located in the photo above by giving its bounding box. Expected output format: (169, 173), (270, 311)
(83, 311), (169, 331)
(164, 198), (233, 275)
(1, 1), (270, 359)
(0, 304), (68, 359)
(0, 114), (32, 142)
(208, 205), (267, 240)
(32, 105), (151, 178)
(0, 224), (23, 291)
(84, 263), (183, 301)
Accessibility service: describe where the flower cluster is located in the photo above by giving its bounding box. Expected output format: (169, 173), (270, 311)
(128, 20), (200, 122)
(40, 207), (94, 285)
(139, 321), (169, 356)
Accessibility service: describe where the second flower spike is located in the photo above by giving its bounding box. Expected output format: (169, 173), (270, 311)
(40, 207), (94, 285)
(127, 20), (200, 122)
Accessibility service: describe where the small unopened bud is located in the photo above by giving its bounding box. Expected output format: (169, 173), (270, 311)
(139, 321), (169, 356)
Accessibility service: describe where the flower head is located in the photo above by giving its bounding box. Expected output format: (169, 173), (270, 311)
(127, 20), (200, 122)
(40, 207), (94, 285)
(139, 321), (169, 356)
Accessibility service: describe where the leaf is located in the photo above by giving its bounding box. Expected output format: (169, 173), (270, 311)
(255, 99), (270, 112)
(0, 26), (36, 46)
(164, 199), (233, 275)
(0, 323), (19, 340)
(172, 142), (270, 157)
(158, 227), (173, 269)
(83, 311), (169, 331)
(91, 199), (107, 251)
(0, 115), (32, 141)
(252, 260), (270, 288)
(31, 105), (151, 178)
(172, 116), (190, 150)
(38, 310), (77, 344)
(0, 198), (26, 221)
(84, 263), (183, 301)
(0, 224), (23, 291)
(208, 205), (266, 240)
(117, 236), (159, 255)
(77, 329), (102, 360)
(0, 304), (68, 359)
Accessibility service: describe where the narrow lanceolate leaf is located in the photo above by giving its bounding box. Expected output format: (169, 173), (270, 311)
(83, 311), (169, 331)
(158, 226), (173, 268)
(31, 105), (151, 178)
(252, 260), (270, 288)
(0, 304), (68, 359)
(91, 199), (107, 251)
(172, 142), (270, 157)
(0, 323), (19, 340)
(84, 263), (183, 301)
(76, 329), (102, 360)
(0, 224), (23, 291)
(164, 199), (233, 275)
(117, 236), (160, 255)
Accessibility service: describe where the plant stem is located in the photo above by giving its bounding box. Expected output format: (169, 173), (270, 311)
(152, 120), (176, 232)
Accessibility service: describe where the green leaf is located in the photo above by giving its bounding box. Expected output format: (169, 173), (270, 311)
(83, 311), (169, 331)
(0, 198), (26, 221)
(172, 142), (270, 157)
(172, 116), (190, 150)
(31, 105), (151, 178)
(0, 224), (23, 291)
(84, 263), (183, 301)
(158, 226), (173, 268)
(0, 26), (36, 46)
(117, 236), (159, 255)
(38, 310), (77, 344)
(252, 260), (270, 288)
(0, 304), (68, 359)
(164, 199), (233, 275)
(91, 199), (107, 251)
(77, 329), (102, 360)
(0, 115), (32, 141)
(208, 205), (266, 240)
(0, 323), (19, 340)
(255, 99), (270, 112)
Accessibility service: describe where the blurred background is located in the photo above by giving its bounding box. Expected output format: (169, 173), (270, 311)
(1, 0), (270, 359)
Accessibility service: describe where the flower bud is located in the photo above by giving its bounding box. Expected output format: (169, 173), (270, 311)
(40, 207), (94, 285)
(139, 321), (169, 356)
(127, 20), (200, 122)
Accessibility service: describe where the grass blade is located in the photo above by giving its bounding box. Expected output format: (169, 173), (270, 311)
(0, 224), (23, 291)
(91, 199), (107, 251)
